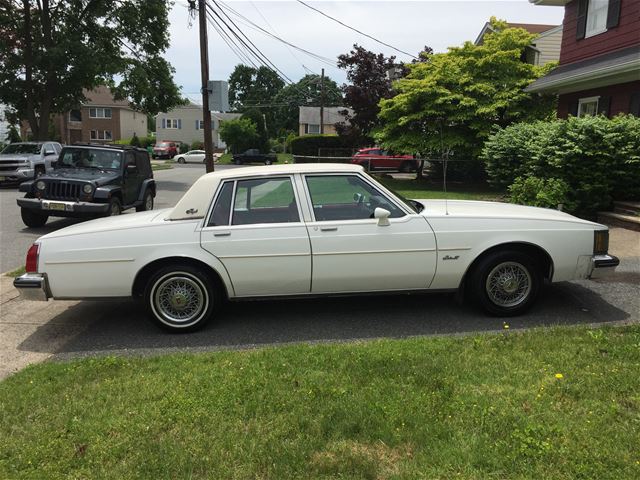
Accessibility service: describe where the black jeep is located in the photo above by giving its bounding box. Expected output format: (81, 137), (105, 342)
(17, 144), (156, 228)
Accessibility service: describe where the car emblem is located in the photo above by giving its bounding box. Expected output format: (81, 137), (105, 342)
(443, 255), (459, 261)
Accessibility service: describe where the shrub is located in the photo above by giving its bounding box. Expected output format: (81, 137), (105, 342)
(179, 142), (189, 154)
(482, 115), (640, 217)
(129, 134), (141, 147)
(289, 134), (365, 157)
(191, 140), (204, 150)
(509, 176), (575, 211)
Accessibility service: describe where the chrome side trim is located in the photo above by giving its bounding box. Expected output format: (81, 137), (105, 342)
(45, 258), (135, 265)
(217, 252), (311, 259)
(314, 248), (436, 256)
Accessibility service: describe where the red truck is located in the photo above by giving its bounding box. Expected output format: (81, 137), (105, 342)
(351, 148), (417, 172)
(152, 141), (179, 160)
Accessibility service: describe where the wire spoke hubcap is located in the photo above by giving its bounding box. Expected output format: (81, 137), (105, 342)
(486, 261), (532, 308)
(153, 275), (206, 325)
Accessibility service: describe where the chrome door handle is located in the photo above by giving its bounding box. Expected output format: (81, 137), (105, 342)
(320, 227), (338, 232)
(213, 231), (231, 237)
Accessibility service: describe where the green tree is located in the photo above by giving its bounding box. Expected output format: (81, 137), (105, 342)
(0, 0), (184, 140)
(219, 118), (258, 154)
(273, 74), (342, 133)
(377, 19), (556, 176)
(6, 124), (21, 143)
(228, 65), (285, 137)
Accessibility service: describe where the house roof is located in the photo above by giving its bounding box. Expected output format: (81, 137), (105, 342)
(83, 86), (130, 108)
(525, 45), (640, 94)
(474, 21), (559, 45)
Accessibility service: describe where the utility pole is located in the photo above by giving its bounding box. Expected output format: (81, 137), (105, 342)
(197, 0), (214, 172)
(319, 68), (325, 134)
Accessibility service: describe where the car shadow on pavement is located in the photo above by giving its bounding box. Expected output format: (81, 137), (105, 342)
(17, 281), (633, 361)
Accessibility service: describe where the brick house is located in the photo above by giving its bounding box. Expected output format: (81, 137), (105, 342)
(525, 0), (640, 117)
(475, 22), (563, 66)
(25, 86), (147, 144)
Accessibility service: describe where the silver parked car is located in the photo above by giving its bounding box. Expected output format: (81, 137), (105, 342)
(0, 142), (62, 184)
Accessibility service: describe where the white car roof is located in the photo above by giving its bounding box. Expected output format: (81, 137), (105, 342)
(167, 163), (363, 221)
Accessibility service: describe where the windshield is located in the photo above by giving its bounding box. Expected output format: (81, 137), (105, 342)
(1, 143), (41, 155)
(57, 148), (122, 170)
(156, 142), (171, 148)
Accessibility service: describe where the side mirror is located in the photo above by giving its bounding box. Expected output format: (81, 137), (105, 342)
(374, 207), (391, 226)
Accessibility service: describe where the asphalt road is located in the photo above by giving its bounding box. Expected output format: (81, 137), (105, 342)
(0, 163), (237, 273)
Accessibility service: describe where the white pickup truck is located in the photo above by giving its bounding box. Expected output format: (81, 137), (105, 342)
(0, 141), (61, 184)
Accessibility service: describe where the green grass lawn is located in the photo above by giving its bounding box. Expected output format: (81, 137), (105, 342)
(1, 325), (639, 479)
(376, 176), (504, 202)
(151, 163), (173, 171)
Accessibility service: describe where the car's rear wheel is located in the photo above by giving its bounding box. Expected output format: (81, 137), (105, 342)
(144, 265), (218, 332)
(264, 159), (272, 165)
(234, 159), (242, 165)
(176, 156), (185, 164)
(21, 208), (48, 228)
(136, 189), (154, 212)
(468, 250), (541, 316)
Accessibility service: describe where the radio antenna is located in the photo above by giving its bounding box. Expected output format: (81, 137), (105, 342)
(439, 121), (450, 216)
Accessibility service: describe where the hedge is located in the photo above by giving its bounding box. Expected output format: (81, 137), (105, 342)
(482, 115), (640, 217)
(289, 134), (368, 157)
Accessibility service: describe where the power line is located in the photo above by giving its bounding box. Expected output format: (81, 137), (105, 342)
(295, 0), (418, 60)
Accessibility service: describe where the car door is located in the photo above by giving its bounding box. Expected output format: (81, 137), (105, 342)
(122, 151), (140, 204)
(200, 176), (311, 296)
(303, 173), (437, 293)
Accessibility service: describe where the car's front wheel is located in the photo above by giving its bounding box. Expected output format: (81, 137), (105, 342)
(107, 197), (122, 216)
(144, 265), (218, 332)
(468, 250), (541, 316)
(21, 208), (48, 228)
(234, 158), (242, 165)
(136, 189), (154, 212)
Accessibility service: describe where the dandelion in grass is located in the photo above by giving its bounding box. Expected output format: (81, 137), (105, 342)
(555, 373), (564, 379)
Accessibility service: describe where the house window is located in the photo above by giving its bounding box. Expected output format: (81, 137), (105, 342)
(90, 130), (113, 141)
(165, 118), (180, 129)
(578, 96), (599, 117)
(196, 120), (205, 130)
(305, 123), (320, 134)
(69, 109), (82, 122)
(586, 0), (609, 38)
(89, 107), (112, 119)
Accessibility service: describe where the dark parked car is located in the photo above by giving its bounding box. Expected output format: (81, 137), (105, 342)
(152, 141), (178, 159)
(351, 148), (417, 172)
(17, 144), (156, 227)
(232, 149), (277, 165)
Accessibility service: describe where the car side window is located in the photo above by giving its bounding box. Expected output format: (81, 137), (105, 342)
(305, 175), (405, 222)
(208, 182), (233, 226)
(232, 177), (299, 225)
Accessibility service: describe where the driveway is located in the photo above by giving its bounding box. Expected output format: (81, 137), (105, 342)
(1, 167), (638, 379)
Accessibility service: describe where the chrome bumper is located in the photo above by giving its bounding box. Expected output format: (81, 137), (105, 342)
(13, 273), (51, 301)
(589, 254), (620, 279)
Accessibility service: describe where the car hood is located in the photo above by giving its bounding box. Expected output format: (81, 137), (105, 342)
(42, 168), (120, 186)
(417, 199), (600, 226)
(0, 154), (36, 161)
(39, 208), (173, 240)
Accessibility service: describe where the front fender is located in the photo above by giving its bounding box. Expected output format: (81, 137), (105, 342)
(94, 185), (122, 200)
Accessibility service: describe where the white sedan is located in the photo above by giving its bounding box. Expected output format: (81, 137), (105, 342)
(14, 164), (619, 332)
(174, 150), (219, 164)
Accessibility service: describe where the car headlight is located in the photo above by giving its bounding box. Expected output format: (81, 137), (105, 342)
(35, 180), (46, 190)
(83, 184), (94, 194)
(594, 230), (609, 255)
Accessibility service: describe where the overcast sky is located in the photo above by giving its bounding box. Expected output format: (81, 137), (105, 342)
(167, 1), (565, 95)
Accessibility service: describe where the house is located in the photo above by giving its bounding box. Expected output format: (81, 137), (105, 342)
(298, 106), (353, 136)
(474, 21), (563, 66)
(155, 102), (241, 148)
(46, 86), (147, 144)
(0, 104), (10, 143)
(525, 0), (640, 118)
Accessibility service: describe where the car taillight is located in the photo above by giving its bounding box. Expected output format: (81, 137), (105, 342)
(594, 230), (609, 255)
(26, 243), (40, 273)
